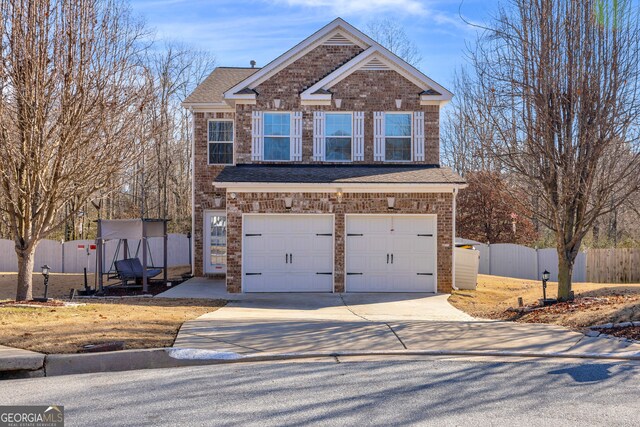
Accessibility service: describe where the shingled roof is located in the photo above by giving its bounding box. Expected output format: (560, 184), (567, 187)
(214, 164), (465, 185)
(183, 67), (260, 105)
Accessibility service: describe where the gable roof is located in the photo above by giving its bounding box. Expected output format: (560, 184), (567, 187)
(300, 46), (452, 104)
(183, 67), (260, 108)
(222, 18), (452, 106)
(222, 18), (375, 102)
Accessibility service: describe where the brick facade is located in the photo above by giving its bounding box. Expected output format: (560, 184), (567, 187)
(225, 191), (454, 294)
(190, 39), (456, 290)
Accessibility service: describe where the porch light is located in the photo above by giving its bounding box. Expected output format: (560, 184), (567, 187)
(336, 189), (343, 203)
(395, 99), (402, 109)
(334, 98), (342, 108)
(387, 197), (395, 210)
(540, 270), (556, 306)
(230, 192), (237, 199)
(542, 270), (550, 281)
(284, 197), (293, 209)
(273, 99), (281, 109)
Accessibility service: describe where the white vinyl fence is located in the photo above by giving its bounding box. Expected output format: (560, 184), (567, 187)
(456, 239), (587, 282)
(0, 234), (190, 273)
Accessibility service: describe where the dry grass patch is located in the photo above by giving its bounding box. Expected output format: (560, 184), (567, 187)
(0, 298), (225, 354)
(449, 274), (640, 328)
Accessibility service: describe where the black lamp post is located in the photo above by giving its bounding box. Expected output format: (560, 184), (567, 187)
(541, 270), (551, 305)
(34, 265), (50, 302)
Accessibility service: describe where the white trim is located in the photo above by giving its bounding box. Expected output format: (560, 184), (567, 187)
(190, 108), (196, 276)
(207, 118), (235, 166)
(353, 112), (365, 161)
(301, 47), (453, 105)
(263, 111), (293, 162)
(291, 112), (303, 161)
(251, 111), (263, 161)
(323, 112), (354, 162)
(203, 210), (227, 274)
(240, 213), (336, 293)
(224, 19), (374, 100)
(382, 111), (413, 163)
(215, 183), (466, 193)
(313, 111), (326, 161)
(452, 188), (458, 291)
(374, 112), (385, 161)
(344, 214), (438, 293)
(413, 112), (425, 162)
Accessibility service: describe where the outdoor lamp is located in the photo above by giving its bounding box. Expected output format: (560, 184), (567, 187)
(336, 189), (343, 203)
(541, 270), (550, 303)
(35, 264), (51, 302)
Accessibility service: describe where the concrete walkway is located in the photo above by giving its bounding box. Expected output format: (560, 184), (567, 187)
(167, 278), (640, 358)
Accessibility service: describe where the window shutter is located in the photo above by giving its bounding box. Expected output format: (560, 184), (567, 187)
(291, 112), (303, 161)
(353, 112), (365, 161)
(373, 112), (385, 161)
(413, 111), (425, 161)
(313, 111), (325, 161)
(251, 111), (263, 161)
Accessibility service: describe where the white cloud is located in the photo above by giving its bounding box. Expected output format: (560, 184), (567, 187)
(276, 0), (427, 15)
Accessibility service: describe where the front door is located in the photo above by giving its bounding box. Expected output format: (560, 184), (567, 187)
(204, 211), (227, 274)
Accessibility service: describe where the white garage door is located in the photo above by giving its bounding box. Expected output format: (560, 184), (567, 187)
(242, 214), (334, 292)
(346, 215), (437, 292)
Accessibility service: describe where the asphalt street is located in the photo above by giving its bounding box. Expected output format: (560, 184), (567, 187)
(1, 357), (639, 426)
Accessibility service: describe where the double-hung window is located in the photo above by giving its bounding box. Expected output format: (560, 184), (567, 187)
(325, 113), (352, 161)
(264, 112), (291, 161)
(385, 113), (412, 161)
(208, 120), (234, 165)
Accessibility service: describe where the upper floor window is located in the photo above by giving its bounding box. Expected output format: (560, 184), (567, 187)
(385, 113), (412, 161)
(325, 113), (352, 161)
(208, 120), (233, 165)
(264, 112), (291, 161)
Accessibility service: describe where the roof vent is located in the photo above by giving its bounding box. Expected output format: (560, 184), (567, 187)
(250, 60), (256, 68)
(324, 32), (354, 46)
(361, 58), (391, 71)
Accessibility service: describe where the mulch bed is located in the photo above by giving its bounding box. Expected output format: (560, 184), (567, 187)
(100, 281), (176, 297)
(598, 326), (640, 341)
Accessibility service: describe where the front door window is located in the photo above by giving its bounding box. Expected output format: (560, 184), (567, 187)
(205, 211), (226, 273)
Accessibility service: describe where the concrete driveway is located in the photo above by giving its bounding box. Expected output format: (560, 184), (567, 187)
(167, 278), (640, 357)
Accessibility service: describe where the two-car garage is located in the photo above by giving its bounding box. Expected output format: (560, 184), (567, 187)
(241, 214), (437, 293)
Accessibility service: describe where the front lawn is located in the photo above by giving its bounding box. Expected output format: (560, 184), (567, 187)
(449, 274), (640, 328)
(0, 298), (225, 354)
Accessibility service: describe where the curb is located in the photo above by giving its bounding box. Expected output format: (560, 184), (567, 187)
(1, 346), (638, 379)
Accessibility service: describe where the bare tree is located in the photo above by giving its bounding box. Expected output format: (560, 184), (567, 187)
(0, 0), (151, 300)
(367, 19), (422, 66)
(465, 0), (640, 300)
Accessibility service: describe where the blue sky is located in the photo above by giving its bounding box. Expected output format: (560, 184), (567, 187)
(131, 0), (493, 88)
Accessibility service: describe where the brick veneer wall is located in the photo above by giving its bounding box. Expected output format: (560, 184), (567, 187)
(192, 111), (232, 276)
(225, 191), (454, 294)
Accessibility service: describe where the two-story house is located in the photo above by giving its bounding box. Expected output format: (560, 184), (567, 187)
(183, 18), (466, 294)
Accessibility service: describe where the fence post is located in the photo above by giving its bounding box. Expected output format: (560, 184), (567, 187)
(61, 240), (65, 274)
(487, 242), (491, 275)
(535, 246), (539, 280)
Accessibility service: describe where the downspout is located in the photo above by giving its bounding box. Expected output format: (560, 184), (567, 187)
(190, 107), (196, 276)
(452, 187), (459, 291)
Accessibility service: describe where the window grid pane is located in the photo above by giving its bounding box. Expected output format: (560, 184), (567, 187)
(209, 121), (233, 142)
(385, 137), (412, 161)
(264, 137), (290, 160)
(264, 113), (291, 136)
(325, 113), (352, 137)
(385, 114), (411, 137)
(326, 137), (351, 161)
(209, 142), (233, 165)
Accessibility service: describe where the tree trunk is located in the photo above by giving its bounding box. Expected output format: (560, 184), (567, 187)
(15, 243), (37, 301)
(557, 249), (575, 302)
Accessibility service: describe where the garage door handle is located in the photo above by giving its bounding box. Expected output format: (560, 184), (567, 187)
(245, 273), (262, 276)
(316, 272), (332, 275)
(387, 254), (389, 264)
(347, 272), (363, 275)
(245, 233), (262, 237)
(316, 233), (332, 236)
(417, 273), (433, 276)
(391, 254), (394, 264)
(347, 233), (363, 237)
(285, 254), (289, 264)
(417, 234), (433, 237)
